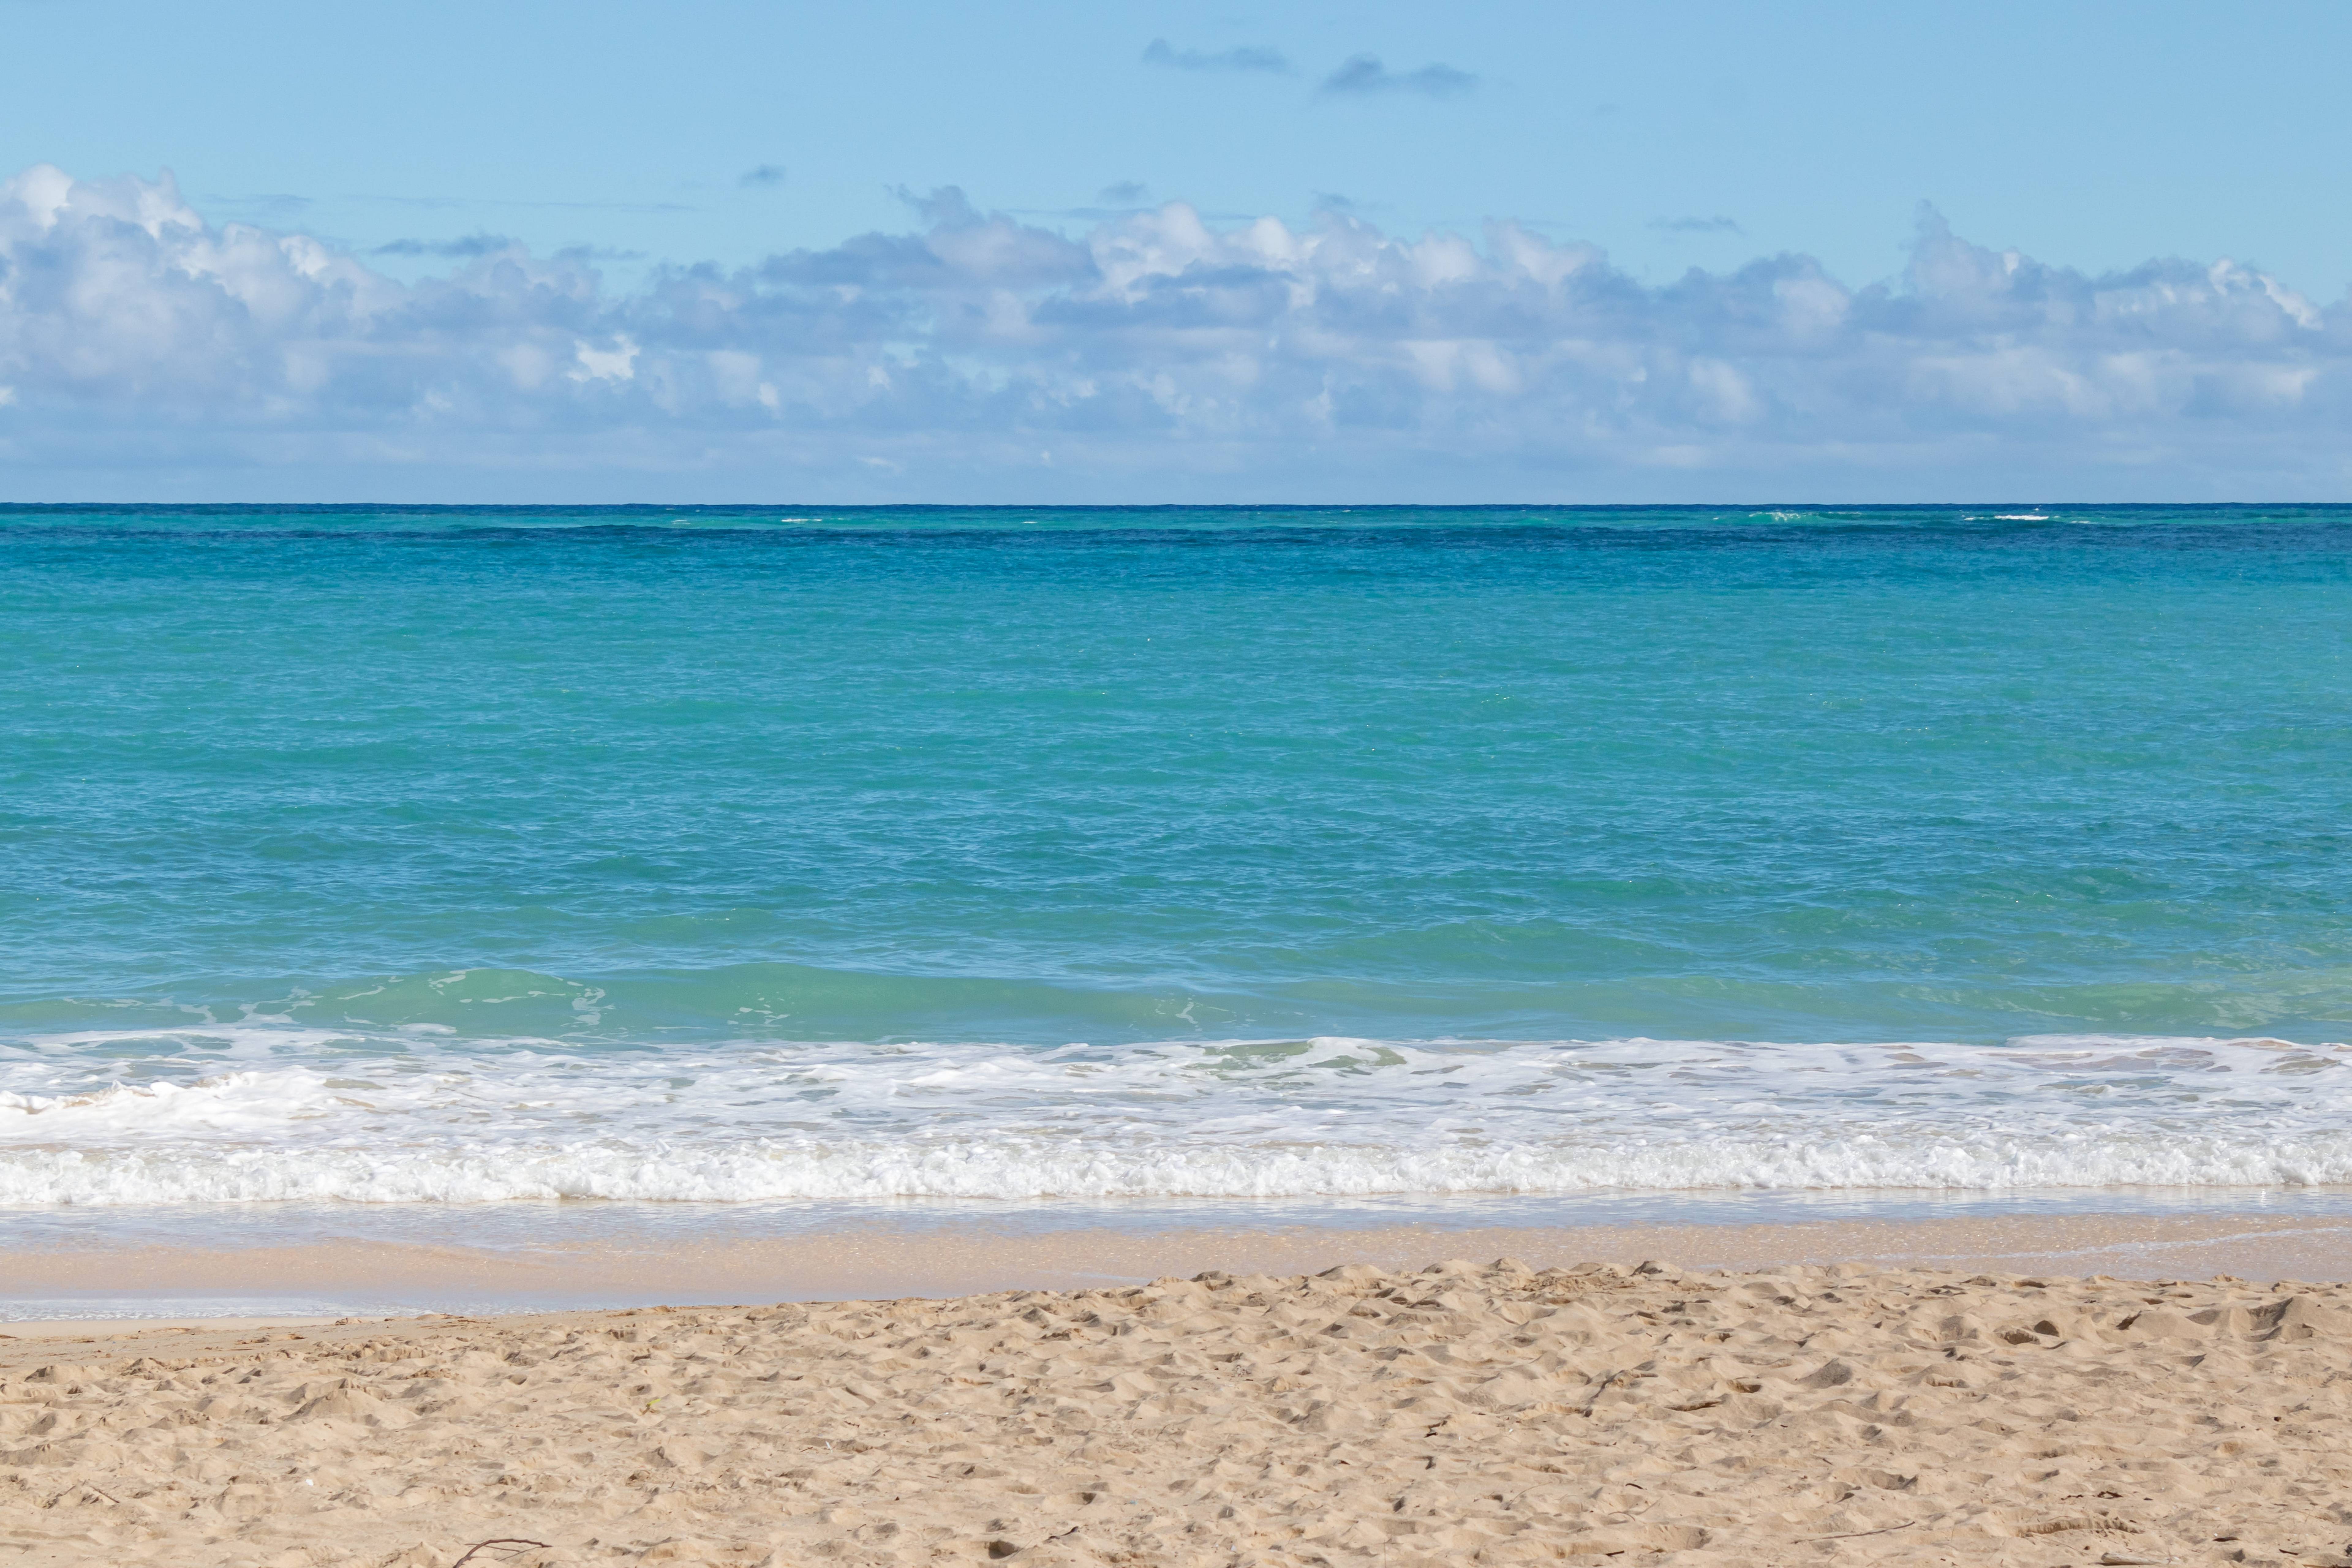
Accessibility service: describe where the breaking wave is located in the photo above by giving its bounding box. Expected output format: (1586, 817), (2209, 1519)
(3, 1027), (2347, 1205)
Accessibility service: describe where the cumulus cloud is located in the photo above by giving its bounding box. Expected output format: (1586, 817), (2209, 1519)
(1141, 38), (1291, 74)
(1319, 55), (1477, 98)
(2, 164), (2350, 499)
(1652, 215), (1742, 235)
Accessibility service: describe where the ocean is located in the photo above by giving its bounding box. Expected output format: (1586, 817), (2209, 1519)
(5, 504), (2350, 1214)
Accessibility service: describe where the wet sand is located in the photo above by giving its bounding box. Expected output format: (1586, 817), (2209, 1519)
(9, 1208), (2352, 1318)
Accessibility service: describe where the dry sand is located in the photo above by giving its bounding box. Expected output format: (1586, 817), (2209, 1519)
(8, 1257), (2352, 1567)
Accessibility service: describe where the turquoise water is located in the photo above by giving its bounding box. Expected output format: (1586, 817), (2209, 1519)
(3, 504), (2349, 1203)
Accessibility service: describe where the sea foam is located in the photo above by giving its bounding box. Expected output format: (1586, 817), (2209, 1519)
(2, 1028), (2346, 1205)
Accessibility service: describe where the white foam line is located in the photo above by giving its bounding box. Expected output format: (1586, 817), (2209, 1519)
(5, 1030), (2351, 1204)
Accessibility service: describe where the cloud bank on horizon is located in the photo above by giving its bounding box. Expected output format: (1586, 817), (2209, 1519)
(2, 162), (2347, 501)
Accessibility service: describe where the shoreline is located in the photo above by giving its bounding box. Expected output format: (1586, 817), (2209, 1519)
(10, 1207), (2352, 1323)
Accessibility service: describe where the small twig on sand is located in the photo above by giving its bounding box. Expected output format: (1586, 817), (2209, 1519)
(449, 1540), (550, 1568)
(1803, 1520), (1917, 1543)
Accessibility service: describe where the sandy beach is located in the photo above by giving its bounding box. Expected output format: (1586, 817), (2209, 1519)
(8, 1247), (2352, 1567)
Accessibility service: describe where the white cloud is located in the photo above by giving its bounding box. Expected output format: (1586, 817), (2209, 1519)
(3, 164), (2350, 499)
(570, 335), (639, 383)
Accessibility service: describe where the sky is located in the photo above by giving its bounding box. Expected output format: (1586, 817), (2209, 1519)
(4, 0), (2352, 501)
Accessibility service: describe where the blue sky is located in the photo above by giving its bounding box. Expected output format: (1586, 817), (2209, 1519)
(5, 0), (2352, 500)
